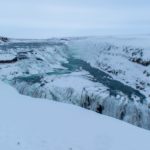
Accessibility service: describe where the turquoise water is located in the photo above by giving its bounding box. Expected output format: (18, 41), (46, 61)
(62, 57), (146, 103)
(13, 56), (146, 103)
(4, 41), (145, 103)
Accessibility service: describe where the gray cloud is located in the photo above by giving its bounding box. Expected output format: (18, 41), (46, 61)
(0, 0), (150, 38)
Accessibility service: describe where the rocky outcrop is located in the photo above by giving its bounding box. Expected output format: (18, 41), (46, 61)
(0, 36), (9, 42)
(130, 57), (150, 66)
(0, 57), (17, 63)
(0, 54), (17, 64)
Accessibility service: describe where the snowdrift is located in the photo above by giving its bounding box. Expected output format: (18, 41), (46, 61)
(0, 81), (150, 150)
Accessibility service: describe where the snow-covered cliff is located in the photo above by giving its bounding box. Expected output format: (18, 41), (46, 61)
(0, 36), (150, 129)
(0, 81), (150, 150)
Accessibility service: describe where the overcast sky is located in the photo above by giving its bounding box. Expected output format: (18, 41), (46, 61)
(0, 0), (150, 38)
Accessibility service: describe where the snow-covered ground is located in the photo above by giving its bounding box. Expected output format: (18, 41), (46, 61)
(0, 80), (150, 150)
(0, 36), (150, 130)
(68, 35), (150, 100)
(0, 54), (16, 61)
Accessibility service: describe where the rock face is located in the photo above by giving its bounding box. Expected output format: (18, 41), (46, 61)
(0, 36), (150, 130)
(80, 88), (150, 129)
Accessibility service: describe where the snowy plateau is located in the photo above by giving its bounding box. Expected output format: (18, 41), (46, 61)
(0, 35), (150, 149)
(1, 80), (150, 150)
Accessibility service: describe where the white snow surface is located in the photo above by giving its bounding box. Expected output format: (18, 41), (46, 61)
(68, 35), (150, 100)
(0, 54), (16, 61)
(0, 81), (150, 150)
